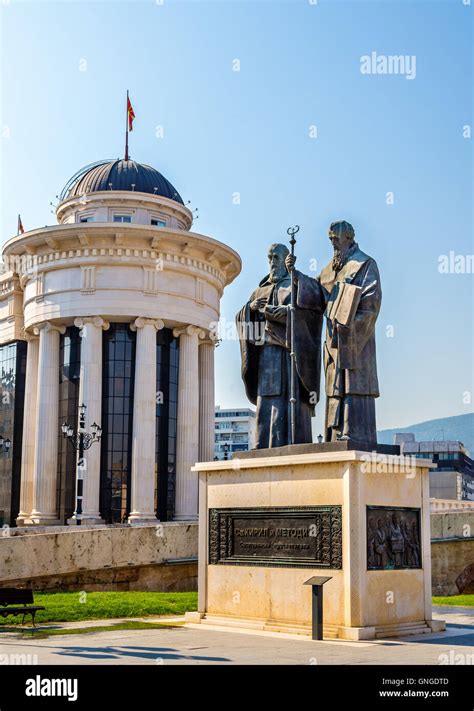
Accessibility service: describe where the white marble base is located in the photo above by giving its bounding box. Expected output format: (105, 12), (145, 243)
(192, 449), (446, 640)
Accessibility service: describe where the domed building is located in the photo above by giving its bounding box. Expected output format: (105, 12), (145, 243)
(0, 157), (241, 529)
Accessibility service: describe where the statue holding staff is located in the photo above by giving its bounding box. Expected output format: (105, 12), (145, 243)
(236, 240), (323, 449)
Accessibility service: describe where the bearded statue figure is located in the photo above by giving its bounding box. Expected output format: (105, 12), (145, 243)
(236, 243), (323, 449)
(286, 221), (381, 444)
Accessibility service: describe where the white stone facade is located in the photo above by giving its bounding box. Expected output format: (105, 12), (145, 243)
(0, 175), (241, 527)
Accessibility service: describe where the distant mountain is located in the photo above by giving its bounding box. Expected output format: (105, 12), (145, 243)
(378, 413), (474, 455)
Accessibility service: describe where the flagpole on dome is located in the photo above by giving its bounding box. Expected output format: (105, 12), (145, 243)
(124, 90), (135, 161)
(125, 90), (129, 161)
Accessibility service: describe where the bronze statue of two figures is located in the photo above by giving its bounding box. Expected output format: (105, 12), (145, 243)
(236, 220), (381, 449)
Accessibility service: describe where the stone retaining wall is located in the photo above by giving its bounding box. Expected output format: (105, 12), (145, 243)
(0, 522), (198, 592)
(431, 511), (474, 596)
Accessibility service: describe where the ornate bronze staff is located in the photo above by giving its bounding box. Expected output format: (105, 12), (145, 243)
(287, 225), (300, 446)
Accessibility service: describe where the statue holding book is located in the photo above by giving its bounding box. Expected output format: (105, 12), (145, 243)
(286, 220), (381, 443)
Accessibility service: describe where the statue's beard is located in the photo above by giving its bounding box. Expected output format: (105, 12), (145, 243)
(269, 267), (287, 283)
(332, 246), (350, 274)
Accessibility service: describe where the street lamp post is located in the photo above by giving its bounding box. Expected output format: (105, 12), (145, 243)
(62, 403), (101, 526)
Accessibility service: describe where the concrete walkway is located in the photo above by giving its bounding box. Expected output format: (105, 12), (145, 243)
(0, 606), (472, 665)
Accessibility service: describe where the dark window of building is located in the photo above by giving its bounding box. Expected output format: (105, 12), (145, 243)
(0, 341), (26, 527)
(100, 324), (136, 523)
(57, 327), (81, 523)
(155, 329), (179, 521)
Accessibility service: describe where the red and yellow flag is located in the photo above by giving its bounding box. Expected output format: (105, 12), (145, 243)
(127, 96), (135, 132)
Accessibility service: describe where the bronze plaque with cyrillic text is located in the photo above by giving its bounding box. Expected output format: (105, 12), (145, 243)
(209, 506), (342, 569)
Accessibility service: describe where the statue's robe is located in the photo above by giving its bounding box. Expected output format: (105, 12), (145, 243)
(236, 272), (323, 448)
(295, 243), (381, 443)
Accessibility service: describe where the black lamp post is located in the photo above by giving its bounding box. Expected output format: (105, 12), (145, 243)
(62, 403), (101, 525)
(0, 435), (11, 454)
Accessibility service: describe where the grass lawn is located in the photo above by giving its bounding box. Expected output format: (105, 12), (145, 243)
(0, 591), (197, 625)
(2, 591), (470, 628)
(432, 594), (474, 607)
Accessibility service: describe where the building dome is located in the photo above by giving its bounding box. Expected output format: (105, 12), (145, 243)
(60, 159), (184, 204)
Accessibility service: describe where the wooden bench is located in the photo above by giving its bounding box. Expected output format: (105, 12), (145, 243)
(0, 588), (45, 626)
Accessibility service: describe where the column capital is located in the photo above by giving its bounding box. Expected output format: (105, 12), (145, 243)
(130, 317), (165, 332)
(198, 329), (218, 347)
(74, 316), (110, 331)
(33, 321), (66, 336)
(172, 324), (206, 340)
(20, 327), (39, 343)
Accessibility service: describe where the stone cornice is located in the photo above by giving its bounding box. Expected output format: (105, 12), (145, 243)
(192, 451), (437, 471)
(2, 225), (241, 288)
(14, 250), (228, 295)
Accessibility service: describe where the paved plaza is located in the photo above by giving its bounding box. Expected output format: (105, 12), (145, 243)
(0, 606), (472, 666)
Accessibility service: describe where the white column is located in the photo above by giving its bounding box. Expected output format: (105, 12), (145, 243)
(199, 338), (215, 462)
(128, 317), (164, 524)
(173, 325), (205, 521)
(30, 322), (65, 525)
(67, 317), (109, 525)
(16, 333), (39, 526)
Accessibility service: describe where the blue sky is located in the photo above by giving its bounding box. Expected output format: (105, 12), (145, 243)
(1, 0), (472, 431)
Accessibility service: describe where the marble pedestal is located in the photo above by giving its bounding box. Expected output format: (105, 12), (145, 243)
(189, 445), (446, 640)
